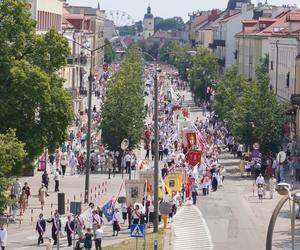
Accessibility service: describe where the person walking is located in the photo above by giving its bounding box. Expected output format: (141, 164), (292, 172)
(36, 213), (46, 245)
(38, 184), (47, 206)
(94, 224), (103, 250)
(54, 168), (60, 192)
(112, 208), (121, 236)
(42, 171), (49, 190)
(269, 175), (277, 199)
(60, 151), (68, 177)
(92, 210), (103, 236)
(22, 182), (31, 208)
(0, 224), (7, 250)
(47, 210), (61, 246)
(132, 205), (141, 225)
(124, 152), (131, 174)
(121, 202), (127, 224)
(19, 190), (27, 215)
(191, 181), (198, 205)
(65, 215), (75, 247)
(84, 228), (93, 250)
(127, 204), (133, 229)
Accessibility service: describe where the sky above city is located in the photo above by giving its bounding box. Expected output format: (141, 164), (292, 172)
(67, 0), (298, 21)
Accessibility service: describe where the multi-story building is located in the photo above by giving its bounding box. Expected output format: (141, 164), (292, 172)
(236, 3), (295, 80)
(210, 2), (254, 72)
(64, 4), (105, 70)
(27, 0), (63, 33)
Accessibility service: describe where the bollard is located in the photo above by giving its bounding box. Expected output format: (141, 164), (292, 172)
(95, 193), (97, 199)
(90, 196), (93, 202)
(108, 169), (111, 179)
(50, 203), (53, 216)
(105, 180), (107, 185)
(102, 183), (104, 187)
(105, 187), (107, 192)
(91, 188), (92, 195)
(102, 190), (104, 194)
(154, 240), (158, 250)
(31, 209), (34, 224)
(98, 185), (100, 189)
(95, 187), (97, 192)
(98, 191), (100, 196)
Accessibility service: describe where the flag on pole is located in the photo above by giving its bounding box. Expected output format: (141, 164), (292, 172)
(102, 200), (114, 221)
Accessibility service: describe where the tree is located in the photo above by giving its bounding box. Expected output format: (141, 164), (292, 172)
(224, 62), (286, 154)
(213, 65), (249, 121)
(154, 17), (185, 32)
(0, 0), (74, 169)
(189, 48), (218, 100)
(0, 130), (26, 212)
(101, 45), (144, 151)
(104, 38), (116, 64)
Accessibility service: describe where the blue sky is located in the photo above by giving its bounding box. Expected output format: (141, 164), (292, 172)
(66, 0), (298, 21)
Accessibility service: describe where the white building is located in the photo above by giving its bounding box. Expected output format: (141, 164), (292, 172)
(143, 6), (154, 39)
(210, 3), (254, 72)
(27, 0), (63, 33)
(268, 10), (300, 102)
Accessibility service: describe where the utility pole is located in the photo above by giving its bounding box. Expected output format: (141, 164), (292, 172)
(153, 69), (159, 233)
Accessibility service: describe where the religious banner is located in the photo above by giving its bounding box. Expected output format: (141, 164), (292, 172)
(139, 170), (154, 188)
(186, 150), (201, 167)
(186, 132), (197, 149)
(125, 180), (144, 205)
(165, 174), (182, 193)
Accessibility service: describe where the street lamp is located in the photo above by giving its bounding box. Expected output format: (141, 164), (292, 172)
(266, 185), (300, 250)
(68, 38), (109, 204)
(140, 51), (160, 233)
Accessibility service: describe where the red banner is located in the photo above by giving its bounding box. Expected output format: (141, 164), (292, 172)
(186, 132), (197, 149)
(186, 150), (201, 166)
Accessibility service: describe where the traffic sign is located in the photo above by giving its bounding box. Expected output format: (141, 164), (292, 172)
(130, 224), (144, 238)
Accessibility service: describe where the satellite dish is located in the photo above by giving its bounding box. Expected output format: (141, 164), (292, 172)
(277, 151), (286, 164)
(121, 139), (129, 150)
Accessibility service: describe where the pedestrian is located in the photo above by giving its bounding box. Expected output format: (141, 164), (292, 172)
(191, 181), (198, 205)
(65, 215), (75, 247)
(127, 204), (133, 229)
(124, 152), (131, 174)
(212, 173), (218, 192)
(47, 210), (61, 245)
(10, 194), (18, 222)
(60, 151), (68, 176)
(36, 213), (46, 245)
(92, 210), (103, 236)
(132, 205), (141, 225)
(269, 175), (277, 199)
(54, 168), (60, 192)
(84, 228), (93, 250)
(70, 153), (78, 176)
(121, 202), (127, 224)
(42, 170), (49, 190)
(22, 182), (31, 208)
(49, 154), (55, 174)
(94, 224), (103, 250)
(75, 212), (85, 239)
(55, 149), (60, 169)
(0, 224), (7, 250)
(258, 185), (264, 202)
(11, 178), (22, 199)
(19, 190), (27, 215)
(112, 208), (121, 236)
(38, 183), (47, 206)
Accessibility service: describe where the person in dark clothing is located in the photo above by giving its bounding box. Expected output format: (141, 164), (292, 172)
(47, 210), (61, 245)
(36, 213), (46, 245)
(159, 142), (164, 161)
(65, 215), (75, 246)
(127, 205), (133, 229)
(42, 171), (49, 190)
(212, 174), (218, 192)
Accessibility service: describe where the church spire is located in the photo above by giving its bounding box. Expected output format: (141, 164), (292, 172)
(97, 1), (100, 10)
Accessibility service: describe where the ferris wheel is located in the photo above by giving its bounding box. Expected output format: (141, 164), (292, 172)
(106, 10), (135, 27)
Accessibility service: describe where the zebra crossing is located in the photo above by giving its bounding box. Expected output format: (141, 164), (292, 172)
(173, 204), (213, 250)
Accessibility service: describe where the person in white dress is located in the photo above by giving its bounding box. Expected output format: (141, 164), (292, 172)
(0, 223), (7, 250)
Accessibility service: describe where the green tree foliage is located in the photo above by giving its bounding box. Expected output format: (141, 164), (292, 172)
(214, 61), (286, 154)
(159, 41), (193, 80)
(0, 130), (26, 212)
(101, 45), (144, 151)
(154, 16), (185, 32)
(0, 0), (74, 168)
(104, 38), (116, 64)
(213, 65), (249, 121)
(189, 48), (218, 99)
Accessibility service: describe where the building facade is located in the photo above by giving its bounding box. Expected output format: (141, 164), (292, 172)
(27, 0), (63, 33)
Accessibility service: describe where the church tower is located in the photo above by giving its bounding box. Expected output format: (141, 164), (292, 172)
(143, 6), (154, 39)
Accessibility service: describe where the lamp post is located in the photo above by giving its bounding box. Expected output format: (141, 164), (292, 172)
(67, 38), (109, 203)
(140, 51), (160, 233)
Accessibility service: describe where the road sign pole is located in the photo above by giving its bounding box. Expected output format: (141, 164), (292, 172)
(136, 238), (138, 250)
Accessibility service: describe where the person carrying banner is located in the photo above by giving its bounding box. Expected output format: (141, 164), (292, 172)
(112, 208), (121, 236)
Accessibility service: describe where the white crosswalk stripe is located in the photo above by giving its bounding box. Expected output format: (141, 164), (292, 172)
(173, 204), (213, 250)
